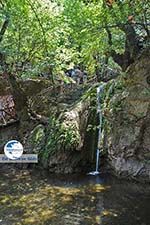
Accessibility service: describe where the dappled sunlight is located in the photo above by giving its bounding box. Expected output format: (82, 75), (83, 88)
(101, 209), (118, 217)
(0, 170), (110, 224)
(0, 195), (13, 204)
(40, 185), (81, 196)
(21, 207), (56, 225)
(85, 184), (111, 193)
(0, 169), (149, 225)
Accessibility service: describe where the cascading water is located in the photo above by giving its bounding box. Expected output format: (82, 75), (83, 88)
(88, 84), (104, 175)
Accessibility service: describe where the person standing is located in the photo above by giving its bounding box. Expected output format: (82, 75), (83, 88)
(74, 66), (83, 85)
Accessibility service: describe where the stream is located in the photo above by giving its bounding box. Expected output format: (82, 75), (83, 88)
(0, 168), (149, 225)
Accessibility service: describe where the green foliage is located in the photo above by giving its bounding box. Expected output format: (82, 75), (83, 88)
(0, 0), (149, 78)
(41, 116), (80, 161)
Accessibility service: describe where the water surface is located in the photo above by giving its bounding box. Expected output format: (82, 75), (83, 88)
(0, 169), (149, 225)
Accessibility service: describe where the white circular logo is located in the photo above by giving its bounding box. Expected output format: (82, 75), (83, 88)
(4, 140), (23, 160)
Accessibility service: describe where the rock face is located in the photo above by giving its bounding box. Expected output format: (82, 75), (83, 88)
(1, 49), (149, 180)
(25, 81), (98, 173)
(25, 89), (97, 173)
(45, 97), (95, 173)
(104, 49), (150, 181)
(0, 76), (97, 173)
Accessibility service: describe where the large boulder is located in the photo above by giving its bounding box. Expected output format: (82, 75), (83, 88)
(104, 49), (150, 181)
(38, 92), (97, 173)
(21, 84), (98, 173)
(0, 75), (98, 173)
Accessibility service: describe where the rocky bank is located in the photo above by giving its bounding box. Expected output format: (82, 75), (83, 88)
(103, 49), (150, 181)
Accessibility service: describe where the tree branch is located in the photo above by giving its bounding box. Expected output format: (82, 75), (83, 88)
(0, 17), (9, 43)
(105, 22), (142, 71)
(26, 0), (48, 56)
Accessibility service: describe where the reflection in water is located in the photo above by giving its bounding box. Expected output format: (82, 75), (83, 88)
(0, 169), (150, 225)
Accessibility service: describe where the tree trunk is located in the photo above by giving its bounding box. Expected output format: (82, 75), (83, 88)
(8, 74), (29, 121)
(106, 23), (141, 71)
(0, 18), (9, 43)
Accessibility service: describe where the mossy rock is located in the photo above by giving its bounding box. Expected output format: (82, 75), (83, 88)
(24, 124), (46, 154)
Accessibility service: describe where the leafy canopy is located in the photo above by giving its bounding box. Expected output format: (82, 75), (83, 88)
(0, 0), (149, 78)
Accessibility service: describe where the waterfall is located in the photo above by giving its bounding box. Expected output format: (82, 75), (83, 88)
(88, 84), (104, 175)
(95, 149), (100, 173)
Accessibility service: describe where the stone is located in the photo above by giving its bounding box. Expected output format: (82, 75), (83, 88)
(104, 48), (150, 181)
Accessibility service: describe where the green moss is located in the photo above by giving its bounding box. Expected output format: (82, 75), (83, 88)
(31, 125), (45, 144)
(41, 117), (80, 165)
(27, 125), (46, 154)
